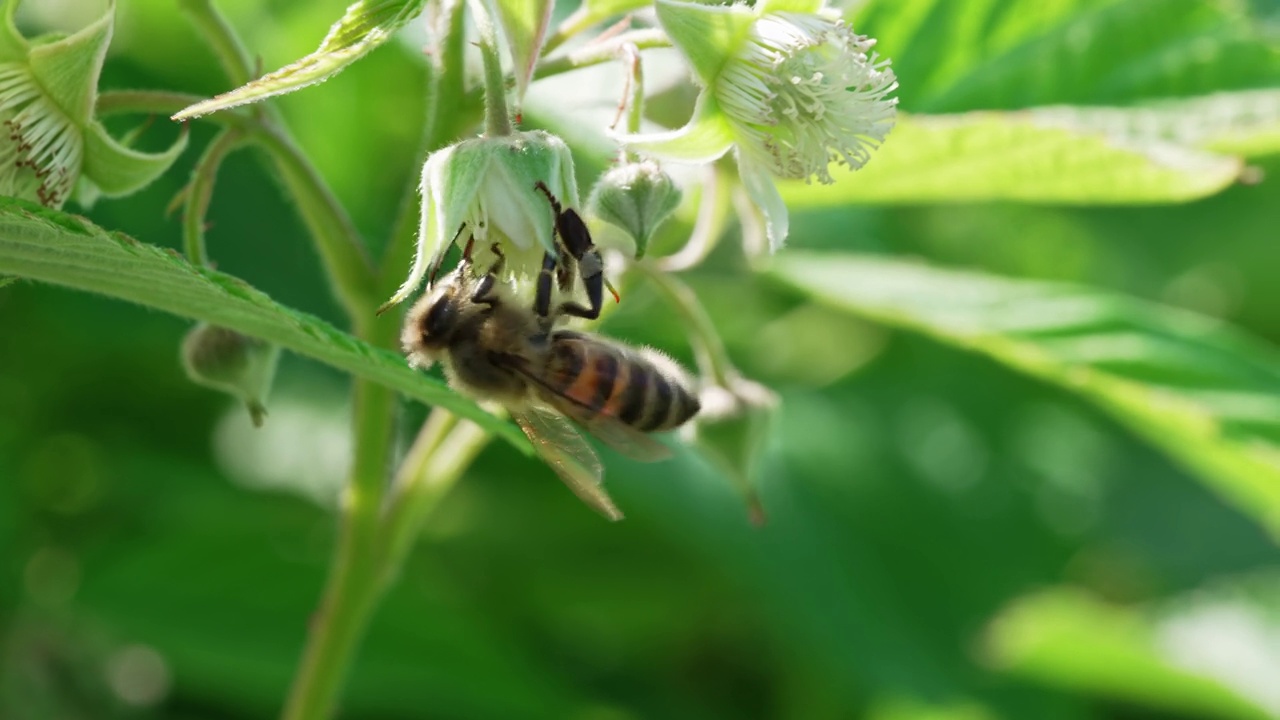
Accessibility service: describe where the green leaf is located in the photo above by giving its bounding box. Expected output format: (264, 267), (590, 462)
(985, 589), (1273, 720)
(171, 0), (429, 120)
(0, 198), (527, 451)
(768, 253), (1280, 540)
(491, 0), (553, 103)
(779, 111), (1242, 207)
(855, 0), (1280, 113)
(1039, 90), (1280, 159)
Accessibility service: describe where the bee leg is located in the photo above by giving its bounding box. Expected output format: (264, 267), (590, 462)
(432, 224), (470, 285)
(534, 181), (606, 321)
(534, 250), (558, 319)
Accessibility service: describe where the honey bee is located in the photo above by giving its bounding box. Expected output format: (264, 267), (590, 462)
(402, 245), (700, 521)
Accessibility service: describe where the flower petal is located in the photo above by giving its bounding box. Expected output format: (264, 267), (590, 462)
(736, 150), (789, 251)
(620, 93), (736, 164)
(654, 0), (755, 86)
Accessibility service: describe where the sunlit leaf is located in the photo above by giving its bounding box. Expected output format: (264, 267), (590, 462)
(986, 589), (1273, 720)
(769, 253), (1280, 540)
(855, 0), (1280, 113)
(0, 198), (527, 450)
(171, 0), (429, 120)
(778, 112), (1242, 207)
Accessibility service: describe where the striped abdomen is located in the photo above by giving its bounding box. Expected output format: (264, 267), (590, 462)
(543, 331), (700, 432)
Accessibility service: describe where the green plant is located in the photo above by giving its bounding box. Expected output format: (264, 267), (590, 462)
(3, 1), (1280, 719)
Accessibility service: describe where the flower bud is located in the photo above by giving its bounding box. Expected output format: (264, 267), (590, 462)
(688, 373), (778, 526)
(181, 324), (280, 427)
(588, 161), (682, 259)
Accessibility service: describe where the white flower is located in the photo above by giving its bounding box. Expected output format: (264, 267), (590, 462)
(717, 11), (897, 184)
(622, 0), (898, 250)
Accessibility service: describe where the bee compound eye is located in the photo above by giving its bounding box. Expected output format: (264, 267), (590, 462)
(421, 296), (455, 339)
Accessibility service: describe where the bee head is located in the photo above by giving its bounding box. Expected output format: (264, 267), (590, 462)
(402, 283), (464, 366)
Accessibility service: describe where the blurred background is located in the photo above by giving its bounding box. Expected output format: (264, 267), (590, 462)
(3, 0), (1280, 718)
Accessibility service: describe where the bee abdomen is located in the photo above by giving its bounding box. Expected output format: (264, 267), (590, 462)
(635, 366), (699, 432)
(549, 333), (700, 433)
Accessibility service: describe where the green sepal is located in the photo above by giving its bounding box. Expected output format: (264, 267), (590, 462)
(25, 0), (112, 124)
(737, 151), (789, 251)
(0, 0), (27, 61)
(654, 0), (755, 87)
(80, 121), (189, 198)
(621, 93), (736, 163)
(172, 0), (429, 120)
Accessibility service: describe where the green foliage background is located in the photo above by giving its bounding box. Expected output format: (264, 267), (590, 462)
(3, 0), (1280, 718)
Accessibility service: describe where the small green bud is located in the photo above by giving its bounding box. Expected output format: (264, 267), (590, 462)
(688, 373), (778, 526)
(382, 130), (581, 310)
(181, 324), (280, 428)
(588, 161), (682, 259)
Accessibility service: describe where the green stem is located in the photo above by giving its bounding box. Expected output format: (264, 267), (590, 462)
(97, 91), (377, 319)
(253, 125), (377, 318)
(633, 262), (736, 387)
(468, 0), (512, 136)
(533, 29), (669, 81)
(378, 412), (491, 584)
(176, 0), (256, 88)
(282, 364), (398, 720)
(182, 128), (248, 267)
(540, 6), (595, 56)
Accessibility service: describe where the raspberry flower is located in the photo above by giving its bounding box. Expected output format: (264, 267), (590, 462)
(0, 0), (186, 208)
(381, 130), (581, 310)
(623, 0), (898, 249)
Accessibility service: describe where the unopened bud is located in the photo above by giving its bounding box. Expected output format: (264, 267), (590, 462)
(687, 374), (778, 526)
(181, 324), (280, 427)
(588, 161), (682, 258)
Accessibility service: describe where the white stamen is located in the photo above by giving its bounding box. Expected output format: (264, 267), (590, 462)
(714, 11), (899, 184)
(0, 64), (83, 207)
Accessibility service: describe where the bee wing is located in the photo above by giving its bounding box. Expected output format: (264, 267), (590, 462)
(539, 393), (672, 464)
(494, 351), (672, 463)
(513, 408), (624, 522)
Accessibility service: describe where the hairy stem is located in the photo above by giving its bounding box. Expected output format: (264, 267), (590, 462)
(282, 356), (398, 720)
(182, 128), (247, 267)
(533, 29), (669, 81)
(469, 0), (513, 136)
(378, 0), (468, 301)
